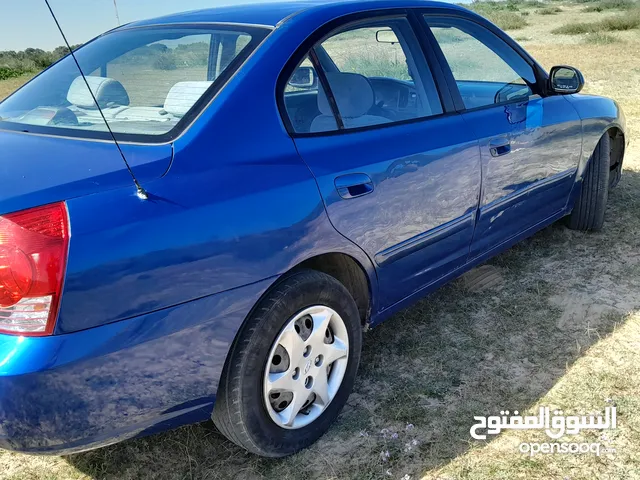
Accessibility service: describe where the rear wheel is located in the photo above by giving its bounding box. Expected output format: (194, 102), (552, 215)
(567, 134), (611, 231)
(212, 270), (362, 457)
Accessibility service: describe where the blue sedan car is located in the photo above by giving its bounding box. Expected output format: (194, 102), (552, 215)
(0, 0), (626, 457)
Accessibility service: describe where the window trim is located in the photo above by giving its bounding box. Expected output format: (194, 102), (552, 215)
(0, 23), (272, 145)
(309, 47), (345, 130)
(276, 9), (456, 138)
(419, 10), (550, 113)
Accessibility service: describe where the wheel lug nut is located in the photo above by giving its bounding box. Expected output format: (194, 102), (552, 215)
(304, 376), (313, 389)
(314, 355), (323, 367)
(303, 345), (311, 357)
(292, 367), (299, 380)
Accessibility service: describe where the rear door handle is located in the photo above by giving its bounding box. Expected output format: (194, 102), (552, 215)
(489, 137), (511, 157)
(335, 173), (374, 199)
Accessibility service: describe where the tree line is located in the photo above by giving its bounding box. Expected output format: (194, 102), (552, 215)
(0, 41), (210, 80)
(0, 45), (81, 81)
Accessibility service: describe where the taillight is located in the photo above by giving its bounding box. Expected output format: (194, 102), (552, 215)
(0, 202), (69, 336)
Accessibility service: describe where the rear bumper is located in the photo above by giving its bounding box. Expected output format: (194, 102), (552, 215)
(0, 278), (272, 454)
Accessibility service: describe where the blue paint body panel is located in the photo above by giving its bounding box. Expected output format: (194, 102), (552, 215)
(294, 115), (481, 308)
(0, 0), (626, 454)
(462, 95), (583, 257)
(0, 279), (273, 453)
(0, 131), (171, 216)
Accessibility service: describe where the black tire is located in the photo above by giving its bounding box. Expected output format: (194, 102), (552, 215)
(567, 134), (610, 231)
(212, 269), (362, 457)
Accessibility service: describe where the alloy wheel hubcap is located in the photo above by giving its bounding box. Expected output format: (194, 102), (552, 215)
(263, 305), (349, 429)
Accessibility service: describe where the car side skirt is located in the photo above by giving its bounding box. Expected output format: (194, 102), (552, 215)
(369, 206), (570, 327)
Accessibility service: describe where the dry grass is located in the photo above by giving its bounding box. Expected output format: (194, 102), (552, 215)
(0, 73), (34, 101)
(1, 3), (640, 479)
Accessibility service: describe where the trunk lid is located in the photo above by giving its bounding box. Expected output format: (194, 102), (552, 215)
(0, 129), (171, 215)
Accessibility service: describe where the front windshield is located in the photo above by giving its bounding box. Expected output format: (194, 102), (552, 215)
(0, 24), (266, 141)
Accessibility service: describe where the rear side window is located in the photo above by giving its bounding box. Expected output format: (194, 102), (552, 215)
(0, 25), (267, 142)
(282, 17), (443, 134)
(426, 16), (537, 109)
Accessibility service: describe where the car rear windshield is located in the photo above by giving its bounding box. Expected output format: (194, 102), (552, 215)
(0, 24), (268, 142)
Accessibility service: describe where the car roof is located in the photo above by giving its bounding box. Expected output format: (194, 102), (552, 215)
(126, 0), (468, 29)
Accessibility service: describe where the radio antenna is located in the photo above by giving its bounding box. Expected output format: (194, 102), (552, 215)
(44, 0), (148, 200)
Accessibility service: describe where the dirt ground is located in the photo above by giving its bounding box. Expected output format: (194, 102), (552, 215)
(1, 2), (640, 479)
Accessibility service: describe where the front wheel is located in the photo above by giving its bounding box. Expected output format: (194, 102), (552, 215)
(567, 134), (611, 231)
(212, 270), (362, 457)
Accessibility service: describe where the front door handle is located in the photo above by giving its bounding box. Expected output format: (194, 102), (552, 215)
(335, 173), (374, 199)
(489, 137), (511, 157)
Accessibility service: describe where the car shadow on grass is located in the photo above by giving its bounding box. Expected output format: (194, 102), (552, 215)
(66, 169), (640, 480)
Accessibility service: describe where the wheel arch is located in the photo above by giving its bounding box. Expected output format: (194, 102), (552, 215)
(214, 251), (375, 419)
(218, 250), (375, 387)
(235, 251), (375, 347)
(289, 252), (372, 326)
(607, 126), (625, 188)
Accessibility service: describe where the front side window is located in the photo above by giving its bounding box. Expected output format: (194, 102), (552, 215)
(0, 25), (266, 141)
(426, 17), (537, 109)
(283, 17), (443, 134)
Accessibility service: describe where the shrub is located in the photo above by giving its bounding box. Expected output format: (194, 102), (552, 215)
(342, 56), (411, 80)
(584, 31), (621, 43)
(600, 12), (640, 30)
(522, 0), (546, 6)
(153, 52), (177, 70)
(583, 0), (636, 11)
(552, 22), (597, 34)
(485, 11), (529, 29)
(0, 44), (79, 80)
(0, 66), (28, 81)
(552, 10), (640, 34)
(536, 6), (563, 14)
(466, 1), (530, 29)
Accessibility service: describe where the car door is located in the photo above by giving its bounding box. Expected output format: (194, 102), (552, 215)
(423, 14), (583, 259)
(280, 13), (481, 309)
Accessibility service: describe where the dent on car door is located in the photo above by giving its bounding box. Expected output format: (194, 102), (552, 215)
(424, 15), (582, 258)
(281, 15), (481, 309)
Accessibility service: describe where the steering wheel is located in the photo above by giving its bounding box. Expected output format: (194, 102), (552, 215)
(369, 100), (397, 120)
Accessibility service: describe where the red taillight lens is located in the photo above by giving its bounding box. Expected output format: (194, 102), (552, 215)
(0, 202), (69, 336)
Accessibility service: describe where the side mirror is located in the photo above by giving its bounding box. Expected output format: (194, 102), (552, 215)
(288, 66), (316, 89)
(376, 28), (399, 44)
(549, 65), (584, 94)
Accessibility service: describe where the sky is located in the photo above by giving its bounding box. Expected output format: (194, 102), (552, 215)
(1, 0), (464, 52)
(0, 0), (269, 51)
